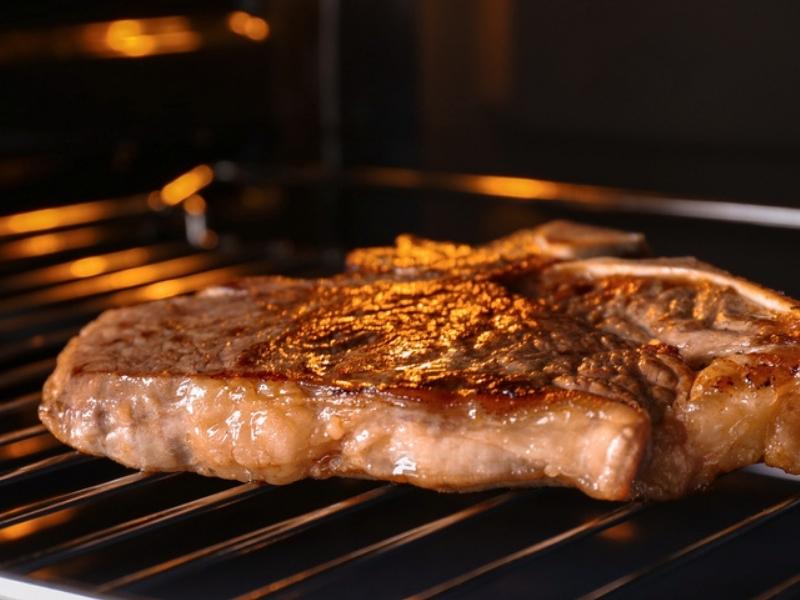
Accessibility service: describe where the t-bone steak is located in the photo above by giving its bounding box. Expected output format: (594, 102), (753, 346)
(40, 221), (800, 500)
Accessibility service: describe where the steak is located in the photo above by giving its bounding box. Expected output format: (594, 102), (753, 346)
(40, 221), (800, 500)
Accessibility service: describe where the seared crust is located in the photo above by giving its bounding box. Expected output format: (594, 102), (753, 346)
(344, 220), (647, 278)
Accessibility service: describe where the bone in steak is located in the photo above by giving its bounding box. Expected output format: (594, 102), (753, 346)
(40, 221), (800, 500)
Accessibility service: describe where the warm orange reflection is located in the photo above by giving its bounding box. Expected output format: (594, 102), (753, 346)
(0, 13), (269, 64)
(114, 265), (251, 304)
(7, 247), (153, 290)
(477, 0), (512, 104)
(81, 17), (201, 59)
(7, 233), (64, 255)
(0, 510), (75, 542)
(70, 248), (150, 277)
(183, 194), (207, 216)
(0, 255), (214, 312)
(353, 167), (425, 189)
(1, 203), (105, 236)
(105, 20), (155, 56)
(199, 230), (219, 249)
(160, 165), (214, 205)
(471, 175), (561, 200)
(0, 435), (58, 460)
(597, 521), (638, 542)
(138, 279), (186, 301)
(0, 228), (103, 260)
(148, 191), (165, 210)
(69, 256), (110, 278)
(0, 196), (148, 237)
(227, 11), (270, 41)
(350, 167), (623, 207)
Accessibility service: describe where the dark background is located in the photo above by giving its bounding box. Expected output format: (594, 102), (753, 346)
(0, 0), (318, 208)
(340, 0), (800, 203)
(2, 1), (800, 213)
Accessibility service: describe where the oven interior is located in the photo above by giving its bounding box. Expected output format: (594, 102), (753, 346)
(2, 1), (800, 598)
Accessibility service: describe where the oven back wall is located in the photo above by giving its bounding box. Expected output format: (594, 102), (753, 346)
(341, 0), (800, 205)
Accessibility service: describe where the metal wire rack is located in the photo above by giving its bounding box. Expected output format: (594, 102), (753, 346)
(1, 174), (799, 600)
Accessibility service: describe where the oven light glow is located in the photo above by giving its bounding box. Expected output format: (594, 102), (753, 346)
(2, 233), (66, 257)
(104, 20), (157, 57)
(183, 194), (207, 216)
(160, 164), (214, 206)
(0, 255), (215, 312)
(0, 228), (102, 261)
(0, 510), (76, 542)
(227, 11), (270, 42)
(81, 17), (202, 59)
(0, 204), (106, 235)
(472, 175), (561, 200)
(69, 256), (110, 278)
(138, 279), (186, 301)
(0, 197), (148, 237)
(5, 247), (153, 291)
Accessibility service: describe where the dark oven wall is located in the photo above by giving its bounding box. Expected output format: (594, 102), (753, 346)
(5, 0), (800, 208)
(341, 0), (800, 205)
(0, 0), (320, 210)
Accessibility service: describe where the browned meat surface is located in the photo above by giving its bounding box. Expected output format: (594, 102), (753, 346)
(539, 257), (800, 365)
(536, 257), (800, 497)
(40, 221), (800, 500)
(345, 220), (647, 278)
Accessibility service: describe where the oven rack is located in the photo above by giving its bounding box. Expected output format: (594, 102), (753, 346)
(1, 172), (799, 600)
